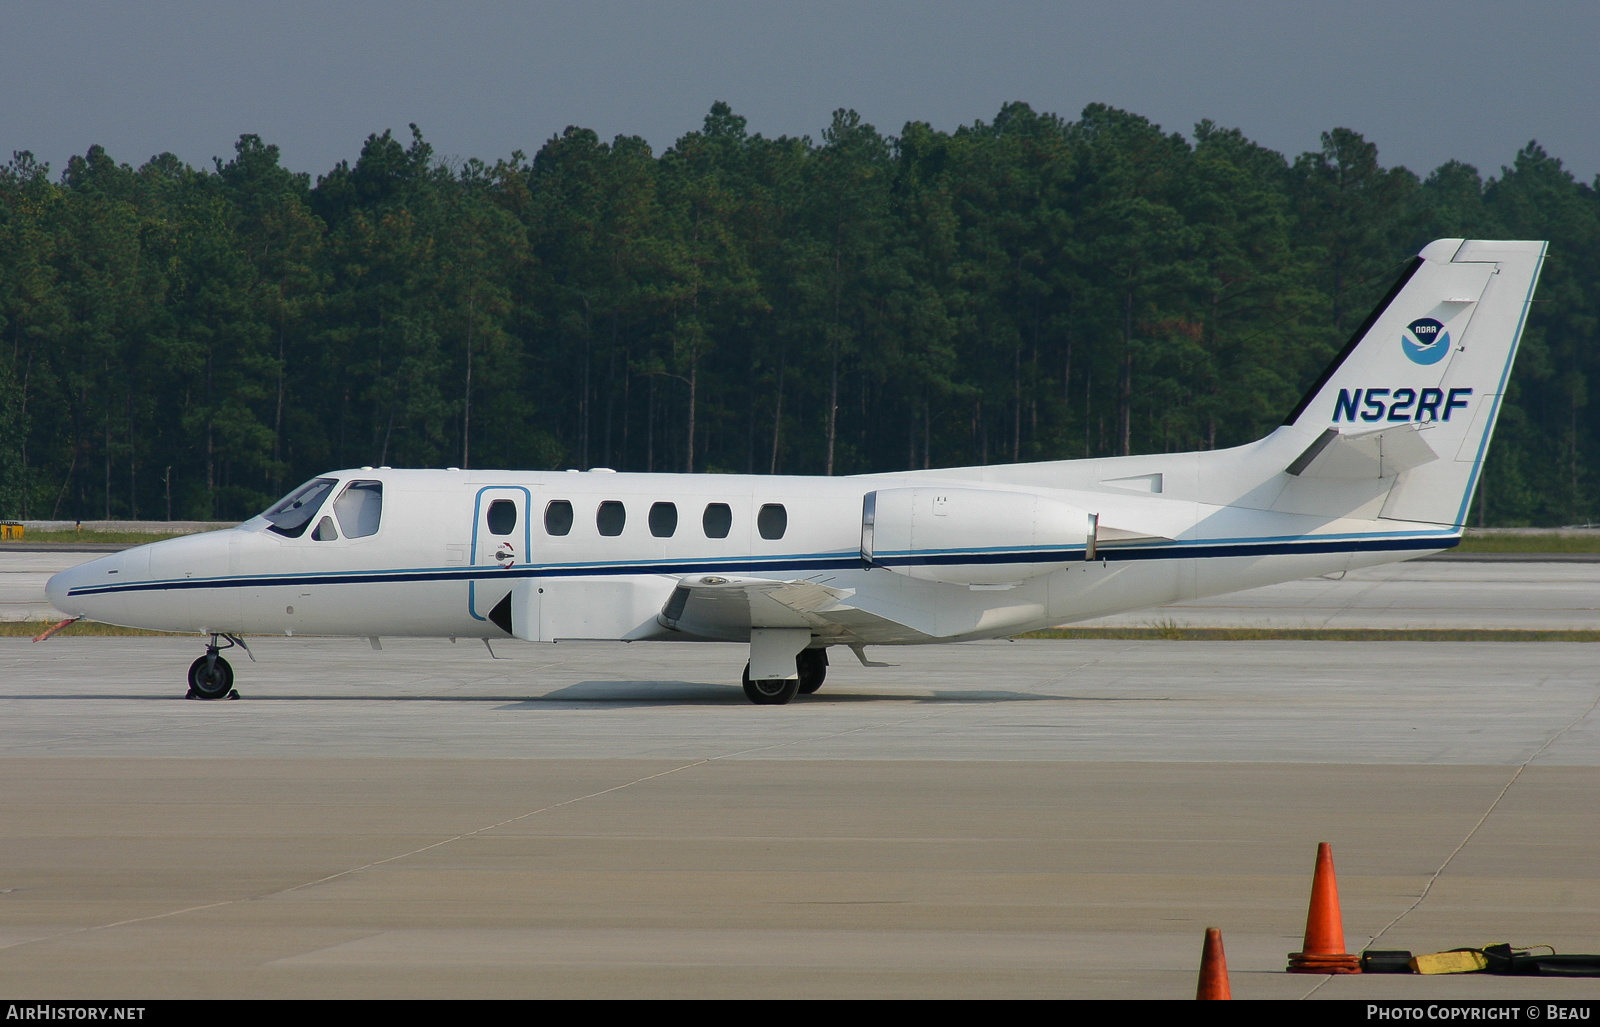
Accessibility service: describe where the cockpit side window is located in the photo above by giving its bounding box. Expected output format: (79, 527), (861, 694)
(262, 478), (338, 538)
(334, 480), (384, 538)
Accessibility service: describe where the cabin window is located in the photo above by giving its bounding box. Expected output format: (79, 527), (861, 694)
(649, 502), (678, 538)
(312, 516), (339, 541)
(262, 477), (338, 538)
(597, 501), (626, 536)
(486, 499), (518, 536)
(544, 500), (573, 536)
(334, 480), (383, 538)
(702, 503), (732, 539)
(757, 503), (787, 540)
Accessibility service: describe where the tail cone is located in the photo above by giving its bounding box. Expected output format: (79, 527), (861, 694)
(1287, 842), (1362, 973)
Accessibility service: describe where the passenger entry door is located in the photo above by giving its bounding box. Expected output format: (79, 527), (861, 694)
(469, 486), (531, 631)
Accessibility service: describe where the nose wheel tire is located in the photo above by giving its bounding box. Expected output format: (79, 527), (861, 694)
(187, 654), (235, 700)
(742, 662), (799, 705)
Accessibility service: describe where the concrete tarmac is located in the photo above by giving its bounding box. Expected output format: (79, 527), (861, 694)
(0, 551), (85, 622)
(2, 636), (1599, 999)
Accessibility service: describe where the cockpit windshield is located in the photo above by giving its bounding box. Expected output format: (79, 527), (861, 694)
(261, 478), (338, 538)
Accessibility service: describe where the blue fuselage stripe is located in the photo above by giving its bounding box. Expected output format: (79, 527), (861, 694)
(66, 534), (1456, 597)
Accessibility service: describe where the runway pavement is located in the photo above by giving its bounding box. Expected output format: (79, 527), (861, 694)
(2, 635), (1598, 999)
(0, 551), (84, 622)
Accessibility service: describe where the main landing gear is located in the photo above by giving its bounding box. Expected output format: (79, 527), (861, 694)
(187, 634), (248, 700)
(797, 647), (828, 695)
(742, 647), (828, 705)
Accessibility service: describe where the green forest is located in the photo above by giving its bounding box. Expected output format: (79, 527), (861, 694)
(1, 102), (1597, 525)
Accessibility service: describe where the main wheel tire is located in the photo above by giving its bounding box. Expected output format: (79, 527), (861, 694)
(187, 654), (234, 700)
(741, 662), (799, 705)
(796, 648), (828, 695)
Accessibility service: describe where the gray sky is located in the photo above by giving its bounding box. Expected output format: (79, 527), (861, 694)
(3, 1), (1597, 183)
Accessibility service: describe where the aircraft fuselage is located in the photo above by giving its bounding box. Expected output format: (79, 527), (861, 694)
(47, 457), (1451, 647)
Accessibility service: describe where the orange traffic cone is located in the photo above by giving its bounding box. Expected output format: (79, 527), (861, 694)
(1197, 927), (1232, 999)
(1286, 842), (1362, 973)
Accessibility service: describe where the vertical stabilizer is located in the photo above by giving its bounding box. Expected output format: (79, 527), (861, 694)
(1281, 239), (1546, 526)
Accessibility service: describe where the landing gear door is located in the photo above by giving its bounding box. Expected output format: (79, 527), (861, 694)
(470, 486), (531, 629)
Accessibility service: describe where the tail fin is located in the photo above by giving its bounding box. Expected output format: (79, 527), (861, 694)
(1281, 239), (1547, 527)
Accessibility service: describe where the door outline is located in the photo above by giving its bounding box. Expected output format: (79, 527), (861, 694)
(468, 485), (532, 621)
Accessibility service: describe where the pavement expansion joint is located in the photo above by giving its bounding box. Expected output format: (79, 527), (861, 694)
(1369, 686), (1600, 948)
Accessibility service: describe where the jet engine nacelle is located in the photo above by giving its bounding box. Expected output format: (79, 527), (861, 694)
(861, 487), (1094, 585)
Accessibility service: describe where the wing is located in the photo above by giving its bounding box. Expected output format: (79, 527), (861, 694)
(654, 573), (934, 645)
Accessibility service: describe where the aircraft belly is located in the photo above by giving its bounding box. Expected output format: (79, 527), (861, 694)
(930, 578), (1049, 638)
(159, 586), (243, 634)
(229, 577), (474, 637)
(1047, 560), (1188, 625)
(533, 575), (679, 641)
(308, 579), (472, 636)
(116, 580), (241, 633)
(1042, 550), (1366, 625)
(1345, 547), (1445, 573)
(1192, 552), (1352, 601)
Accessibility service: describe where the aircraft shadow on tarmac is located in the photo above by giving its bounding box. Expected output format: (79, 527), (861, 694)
(489, 681), (1169, 708)
(2, 685), (1169, 707)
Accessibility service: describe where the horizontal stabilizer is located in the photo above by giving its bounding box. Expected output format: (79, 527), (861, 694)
(1095, 523), (1174, 546)
(1286, 424), (1439, 479)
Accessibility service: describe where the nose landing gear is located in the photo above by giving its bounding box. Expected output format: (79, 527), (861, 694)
(187, 634), (248, 700)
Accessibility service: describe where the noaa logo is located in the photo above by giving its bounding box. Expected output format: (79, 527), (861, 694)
(1402, 317), (1450, 365)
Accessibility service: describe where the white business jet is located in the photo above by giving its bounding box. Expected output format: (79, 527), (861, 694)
(46, 239), (1545, 704)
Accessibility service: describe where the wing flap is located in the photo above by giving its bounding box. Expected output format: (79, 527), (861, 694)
(657, 574), (933, 644)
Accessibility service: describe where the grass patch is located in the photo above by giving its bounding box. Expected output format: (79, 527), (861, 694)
(1022, 626), (1600, 642)
(0, 621), (187, 637)
(1, 529), (200, 544)
(1454, 533), (1600, 553)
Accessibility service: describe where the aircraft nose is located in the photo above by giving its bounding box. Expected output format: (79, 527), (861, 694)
(45, 565), (84, 616)
(45, 555), (118, 619)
